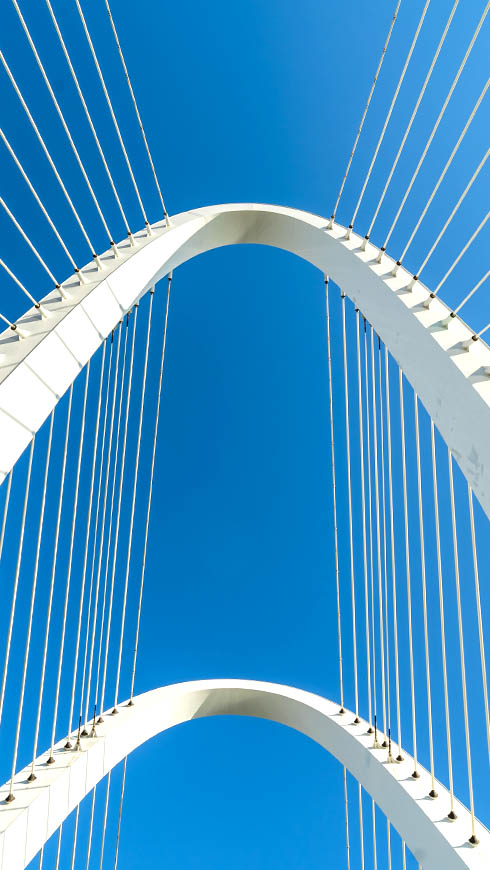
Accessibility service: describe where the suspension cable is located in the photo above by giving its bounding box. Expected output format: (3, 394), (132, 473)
(350, 0), (430, 231)
(99, 772), (112, 870)
(413, 395), (436, 795)
(430, 421), (455, 815)
(70, 806), (80, 870)
(66, 343), (107, 743)
(0, 49), (97, 258)
(383, 1), (490, 252)
(74, 0), (150, 231)
(377, 340), (391, 751)
(448, 451), (477, 843)
(100, 308), (138, 713)
(7, 412), (54, 800)
(0, 257), (41, 310)
(415, 155), (490, 282)
(30, 387), (73, 775)
(399, 368), (418, 776)
(0, 472), (13, 564)
(130, 278), (171, 700)
(48, 364), (91, 762)
(0, 127), (77, 270)
(325, 277), (344, 712)
(432, 209), (490, 299)
(364, 321), (377, 737)
(355, 311), (372, 729)
(0, 197), (60, 287)
(77, 334), (116, 734)
(367, 0), (458, 239)
(10, 0), (115, 249)
(329, 0), (401, 223)
(384, 348), (402, 759)
(95, 316), (137, 717)
(341, 294), (359, 720)
(358, 783), (365, 870)
(43, 0), (132, 239)
(104, 0), (170, 226)
(82, 323), (126, 729)
(400, 76), (490, 267)
(85, 787), (97, 870)
(468, 486), (490, 767)
(343, 767), (350, 870)
(0, 436), (35, 730)
(113, 757), (128, 870)
(370, 326), (387, 743)
(452, 268), (490, 318)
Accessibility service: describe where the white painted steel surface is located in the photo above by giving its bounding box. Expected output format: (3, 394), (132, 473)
(0, 204), (489, 515)
(0, 680), (487, 870)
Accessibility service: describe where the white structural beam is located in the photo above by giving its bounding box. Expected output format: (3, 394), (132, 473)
(0, 680), (488, 870)
(1, 204), (490, 516)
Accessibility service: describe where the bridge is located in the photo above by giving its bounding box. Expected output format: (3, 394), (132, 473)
(0, 1), (489, 868)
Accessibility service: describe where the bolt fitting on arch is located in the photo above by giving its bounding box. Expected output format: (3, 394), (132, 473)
(361, 234), (370, 252)
(407, 275), (418, 291)
(111, 240), (121, 258)
(344, 224), (353, 241)
(391, 259), (401, 277)
(376, 246), (386, 264)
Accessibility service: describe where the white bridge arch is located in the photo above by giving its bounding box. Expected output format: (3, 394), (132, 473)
(1, 203), (490, 516)
(1, 204), (490, 869)
(0, 679), (488, 870)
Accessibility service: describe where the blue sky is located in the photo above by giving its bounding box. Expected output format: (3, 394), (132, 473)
(0, 0), (489, 868)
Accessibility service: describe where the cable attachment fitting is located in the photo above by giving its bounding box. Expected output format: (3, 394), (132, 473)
(373, 715), (381, 749)
(93, 252), (104, 270)
(75, 267), (87, 286)
(5, 792), (15, 804)
(361, 234), (369, 252)
(391, 260), (402, 278)
(441, 311), (456, 329)
(387, 729), (394, 763)
(469, 834), (479, 846)
(407, 275), (418, 291)
(423, 291), (436, 309)
(128, 230), (136, 247)
(344, 224), (353, 241)
(376, 246), (386, 265)
(145, 220), (153, 237)
(327, 215), (334, 230)
(429, 788), (438, 799)
(90, 705), (97, 738)
(111, 241), (120, 259)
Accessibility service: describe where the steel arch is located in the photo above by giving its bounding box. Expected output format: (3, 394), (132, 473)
(0, 680), (488, 870)
(1, 204), (489, 514)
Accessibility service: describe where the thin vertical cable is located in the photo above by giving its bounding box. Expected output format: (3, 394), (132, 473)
(430, 421), (454, 815)
(129, 281), (171, 700)
(0, 471), (13, 563)
(8, 413), (54, 799)
(468, 486), (490, 766)
(414, 395), (436, 794)
(104, 0), (170, 225)
(399, 369), (418, 776)
(98, 308), (138, 712)
(370, 327), (387, 742)
(0, 436), (35, 728)
(30, 388), (73, 773)
(355, 311), (372, 728)
(448, 452), (477, 842)
(74, 0), (150, 230)
(341, 294), (359, 720)
(99, 772), (112, 870)
(364, 322), (377, 737)
(325, 277), (344, 712)
(66, 342), (107, 742)
(48, 364), (91, 761)
(377, 341), (391, 748)
(343, 767), (350, 870)
(350, 0), (431, 229)
(330, 0), (402, 222)
(113, 757), (127, 870)
(358, 783), (365, 870)
(384, 349), (402, 758)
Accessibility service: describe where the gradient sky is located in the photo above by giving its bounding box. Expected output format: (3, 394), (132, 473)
(1, 0), (489, 868)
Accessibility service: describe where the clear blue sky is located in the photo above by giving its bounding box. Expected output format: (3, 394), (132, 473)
(0, 0), (489, 868)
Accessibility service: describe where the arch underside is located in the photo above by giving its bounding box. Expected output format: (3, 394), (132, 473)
(0, 203), (489, 516)
(0, 680), (487, 870)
